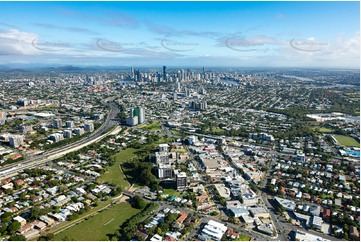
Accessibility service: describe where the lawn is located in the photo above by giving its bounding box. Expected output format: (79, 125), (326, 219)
(237, 234), (252, 241)
(162, 188), (181, 197)
(311, 126), (334, 133)
(139, 122), (161, 131)
(98, 148), (139, 189)
(170, 129), (182, 136)
(52, 202), (140, 241)
(333, 135), (360, 147)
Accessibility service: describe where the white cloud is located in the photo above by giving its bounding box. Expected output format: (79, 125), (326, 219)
(0, 29), (39, 55)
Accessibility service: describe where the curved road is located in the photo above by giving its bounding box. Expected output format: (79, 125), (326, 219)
(0, 101), (120, 179)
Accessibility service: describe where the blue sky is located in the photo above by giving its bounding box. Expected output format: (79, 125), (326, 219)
(0, 1), (359, 68)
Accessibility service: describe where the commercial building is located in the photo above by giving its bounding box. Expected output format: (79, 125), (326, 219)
(9, 135), (24, 148)
(295, 230), (330, 241)
(199, 220), (228, 241)
(311, 216), (323, 230)
(226, 200), (249, 218)
(241, 193), (260, 206)
(249, 207), (270, 218)
(274, 196), (296, 211)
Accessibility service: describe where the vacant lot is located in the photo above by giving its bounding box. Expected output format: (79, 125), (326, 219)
(333, 135), (360, 147)
(52, 202), (140, 241)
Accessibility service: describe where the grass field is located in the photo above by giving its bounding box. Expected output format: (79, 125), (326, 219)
(98, 148), (139, 188)
(52, 202), (140, 241)
(311, 126), (334, 133)
(237, 234), (252, 241)
(140, 122), (161, 131)
(170, 129), (182, 136)
(333, 135), (360, 147)
(162, 188), (181, 197)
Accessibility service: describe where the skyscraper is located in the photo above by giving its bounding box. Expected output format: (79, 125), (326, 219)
(163, 66), (167, 81)
(130, 67), (135, 79)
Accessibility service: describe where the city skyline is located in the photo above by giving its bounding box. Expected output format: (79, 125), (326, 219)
(0, 1), (359, 68)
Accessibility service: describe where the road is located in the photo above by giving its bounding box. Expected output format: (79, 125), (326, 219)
(0, 100), (121, 179)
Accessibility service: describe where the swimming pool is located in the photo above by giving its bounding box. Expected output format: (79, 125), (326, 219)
(345, 150), (360, 157)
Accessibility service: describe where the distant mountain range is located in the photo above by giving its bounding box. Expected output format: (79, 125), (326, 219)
(0, 65), (125, 73)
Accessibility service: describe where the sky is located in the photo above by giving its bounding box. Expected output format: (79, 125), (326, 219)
(0, 1), (359, 68)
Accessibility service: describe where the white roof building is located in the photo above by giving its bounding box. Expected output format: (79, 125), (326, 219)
(200, 220), (228, 241)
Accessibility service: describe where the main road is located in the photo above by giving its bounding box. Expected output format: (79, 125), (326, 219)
(0, 100), (121, 179)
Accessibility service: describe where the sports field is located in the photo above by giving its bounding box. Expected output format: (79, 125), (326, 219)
(333, 135), (360, 147)
(52, 202), (140, 241)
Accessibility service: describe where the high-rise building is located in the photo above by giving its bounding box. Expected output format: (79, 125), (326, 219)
(74, 128), (85, 136)
(65, 121), (74, 128)
(49, 133), (64, 142)
(84, 122), (94, 132)
(130, 67), (135, 79)
(137, 107), (145, 124)
(126, 116), (138, 126)
(128, 106), (145, 125)
(135, 69), (141, 82)
(181, 69), (185, 81)
(17, 98), (29, 107)
(158, 163), (173, 179)
(64, 130), (72, 138)
(159, 144), (169, 152)
(53, 119), (62, 129)
(176, 172), (188, 191)
(163, 66), (167, 81)
(9, 135), (24, 148)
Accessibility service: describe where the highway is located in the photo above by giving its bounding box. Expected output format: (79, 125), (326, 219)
(0, 100), (121, 179)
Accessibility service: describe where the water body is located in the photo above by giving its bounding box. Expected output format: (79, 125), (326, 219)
(346, 150), (360, 157)
(281, 74), (315, 82)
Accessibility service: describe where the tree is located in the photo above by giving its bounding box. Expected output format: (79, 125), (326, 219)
(9, 235), (26, 241)
(7, 221), (21, 233)
(133, 195), (146, 209)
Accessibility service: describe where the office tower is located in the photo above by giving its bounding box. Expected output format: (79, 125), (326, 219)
(135, 69), (141, 82)
(65, 121), (74, 128)
(130, 67), (135, 79)
(9, 135), (24, 148)
(176, 172), (188, 191)
(53, 119), (62, 129)
(163, 66), (167, 81)
(84, 122), (94, 132)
